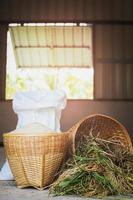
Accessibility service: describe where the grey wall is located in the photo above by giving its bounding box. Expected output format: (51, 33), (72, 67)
(0, 100), (133, 143)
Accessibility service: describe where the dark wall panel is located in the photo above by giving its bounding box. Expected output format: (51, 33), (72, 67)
(94, 25), (133, 99)
(124, 0), (133, 21)
(0, 25), (8, 100)
(0, 0), (133, 22)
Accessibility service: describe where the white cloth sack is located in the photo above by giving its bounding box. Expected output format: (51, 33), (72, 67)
(0, 161), (14, 181)
(0, 90), (67, 180)
(13, 90), (66, 131)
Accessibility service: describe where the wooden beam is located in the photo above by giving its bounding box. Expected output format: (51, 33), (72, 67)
(0, 25), (8, 100)
(96, 58), (133, 64)
(1, 20), (133, 25)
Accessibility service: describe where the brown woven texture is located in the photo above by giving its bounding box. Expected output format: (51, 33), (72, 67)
(4, 132), (69, 190)
(68, 114), (133, 153)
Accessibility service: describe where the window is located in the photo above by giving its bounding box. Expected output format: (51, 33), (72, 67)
(6, 23), (93, 99)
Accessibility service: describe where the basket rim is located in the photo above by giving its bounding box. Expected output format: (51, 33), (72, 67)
(3, 131), (67, 137)
(71, 113), (130, 135)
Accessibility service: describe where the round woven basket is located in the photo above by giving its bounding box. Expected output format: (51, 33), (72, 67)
(4, 132), (69, 190)
(68, 114), (133, 153)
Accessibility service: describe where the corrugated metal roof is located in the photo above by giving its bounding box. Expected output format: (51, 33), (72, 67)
(9, 25), (92, 68)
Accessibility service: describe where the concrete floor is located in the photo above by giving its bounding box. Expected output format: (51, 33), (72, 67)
(0, 147), (133, 200)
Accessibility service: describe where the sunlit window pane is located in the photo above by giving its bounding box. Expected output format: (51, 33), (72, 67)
(6, 24), (93, 100)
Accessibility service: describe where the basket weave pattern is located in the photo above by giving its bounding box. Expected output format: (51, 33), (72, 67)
(4, 133), (69, 190)
(69, 114), (133, 153)
(3, 114), (132, 190)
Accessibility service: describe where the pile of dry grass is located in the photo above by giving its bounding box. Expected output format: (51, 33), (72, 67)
(50, 134), (133, 198)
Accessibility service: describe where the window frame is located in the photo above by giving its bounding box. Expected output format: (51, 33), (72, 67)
(0, 23), (95, 101)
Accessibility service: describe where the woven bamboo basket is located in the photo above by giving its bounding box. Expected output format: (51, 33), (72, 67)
(4, 132), (69, 190)
(68, 114), (133, 153)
